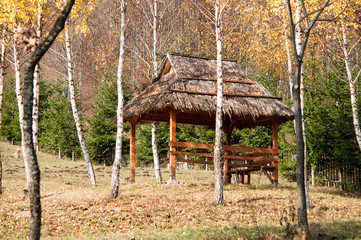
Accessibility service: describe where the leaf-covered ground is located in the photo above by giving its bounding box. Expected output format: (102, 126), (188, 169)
(1, 141), (361, 239)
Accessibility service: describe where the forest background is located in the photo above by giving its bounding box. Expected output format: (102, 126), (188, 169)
(1, 0), (361, 190)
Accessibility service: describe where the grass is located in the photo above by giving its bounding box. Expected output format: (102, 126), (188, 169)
(1, 141), (361, 239)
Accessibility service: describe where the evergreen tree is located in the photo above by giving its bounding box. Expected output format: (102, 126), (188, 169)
(87, 73), (131, 165)
(1, 77), (21, 143)
(39, 80), (80, 158)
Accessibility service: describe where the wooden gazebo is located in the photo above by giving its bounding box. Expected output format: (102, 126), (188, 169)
(124, 53), (294, 184)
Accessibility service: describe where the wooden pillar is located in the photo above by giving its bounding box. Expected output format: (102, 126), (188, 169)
(272, 120), (279, 185)
(223, 129), (232, 184)
(130, 122), (136, 183)
(169, 110), (177, 180)
(246, 172), (251, 185)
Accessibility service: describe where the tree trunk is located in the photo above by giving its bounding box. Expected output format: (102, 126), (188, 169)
(22, 1), (75, 239)
(109, 0), (125, 198)
(65, 26), (96, 187)
(295, 0), (309, 210)
(0, 33), (5, 134)
(151, 0), (163, 183)
(341, 23), (361, 151)
(213, 0), (224, 205)
(293, 61), (309, 233)
(152, 122), (163, 183)
(0, 151), (2, 195)
(32, 3), (42, 152)
(14, 35), (30, 189)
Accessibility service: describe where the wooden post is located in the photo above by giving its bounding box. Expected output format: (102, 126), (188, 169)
(169, 110), (177, 180)
(246, 172), (251, 185)
(272, 120), (279, 185)
(130, 122), (136, 183)
(223, 130), (232, 184)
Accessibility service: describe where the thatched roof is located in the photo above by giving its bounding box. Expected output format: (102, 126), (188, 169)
(124, 54), (294, 128)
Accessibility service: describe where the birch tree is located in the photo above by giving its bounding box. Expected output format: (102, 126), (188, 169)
(13, 29), (30, 188)
(285, 0), (330, 235)
(151, 0), (163, 183)
(336, 6), (361, 151)
(32, 2), (43, 152)
(294, 0), (310, 210)
(22, 1), (75, 238)
(109, 0), (126, 199)
(65, 25), (96, 187)
(213, 0), (224, 205)
(0, 31), (5, 134)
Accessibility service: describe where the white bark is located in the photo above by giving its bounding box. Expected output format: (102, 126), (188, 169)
(213, 0), (224, 205)
(283, 5), (293, 100)
(110, 0), (126, 198)
(14, 36), (30, 188)
(65, 26), (96, 187)
(32, 3), (42, 152)
(0, 33), (5, 134)
(295, 0), (309, 210)
(151, 0), (163, 183)
(341, 24), (361, 151)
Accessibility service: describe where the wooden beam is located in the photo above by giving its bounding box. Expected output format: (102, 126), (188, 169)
(223, 129), (232, 184)
(272, 120), (279, 185)
(169, 110), (177, 180)
(169, 151), (214, 158)
(225, 155), (279, 162)
(169, 141), (279, 154)
(223, 144), (280, 154)
(130, 123), (136, 183)
(163, 158), (214, 165)
(169, 141), (214, 150)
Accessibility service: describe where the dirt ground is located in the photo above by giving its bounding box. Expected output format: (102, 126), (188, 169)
(1, 141), (361, 239)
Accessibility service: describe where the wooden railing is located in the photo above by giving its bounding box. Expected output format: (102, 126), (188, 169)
(167, 141), (280, 165)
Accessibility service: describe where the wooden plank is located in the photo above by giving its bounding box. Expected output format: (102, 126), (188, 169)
(169, 110), (177, 180)
(130, 123), (136, 183)
(169, 151), (278, 162)
(169, 151), (214, 158)
(162, 158), (214, 165)
(169, 141), (214, 150)
(224, 155), (279, 162)
(170, 141), (279, 154)
(262, 169), (275, 184)
(229, 163), (272, 168)
(223, 145), (280, 154)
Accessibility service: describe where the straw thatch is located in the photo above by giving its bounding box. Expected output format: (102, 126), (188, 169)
(124, 53), (294, 128)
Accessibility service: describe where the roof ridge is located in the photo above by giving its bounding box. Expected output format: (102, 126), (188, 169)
(168, 52), (237, 62)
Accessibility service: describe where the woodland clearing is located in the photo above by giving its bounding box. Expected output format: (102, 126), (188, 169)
(1, 141), (361, 239)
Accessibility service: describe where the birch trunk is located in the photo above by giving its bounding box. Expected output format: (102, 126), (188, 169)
(109, 0), (125, 198)
(341, 24), (361, 151)
(65, 26), (96, 187)
(295, 0), (309, 210)
(152, 0), (163, 183)
(22, 1), (75, 238)
(283, 5), (293, 100)
(14, 36), (30, 188)
(213, 0), (224, 205)
(32, 3), (42, 152)
(0, 151), (2, 195)
(0, 33), (5, 134)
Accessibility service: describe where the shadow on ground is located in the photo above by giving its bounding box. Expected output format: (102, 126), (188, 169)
(132, 220), (361, 240)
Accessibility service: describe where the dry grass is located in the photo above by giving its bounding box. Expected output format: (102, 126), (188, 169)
(1, 141), (361, 239)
